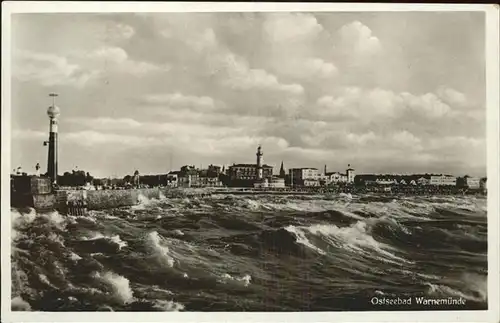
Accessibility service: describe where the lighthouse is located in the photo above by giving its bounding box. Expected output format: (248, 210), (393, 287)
(256, 145), (263, 180)
(45, 93), (60, 184)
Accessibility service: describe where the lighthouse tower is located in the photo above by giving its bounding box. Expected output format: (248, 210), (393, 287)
(46, 93), (60, 184)
(256, 145), (263, 180)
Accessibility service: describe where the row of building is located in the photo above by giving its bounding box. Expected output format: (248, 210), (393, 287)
(162, 146), (486, 190)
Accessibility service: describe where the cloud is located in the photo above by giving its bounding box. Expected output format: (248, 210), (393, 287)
(221, 53), (304, 94)
(13, 50), (98, 88)
(436, 87), (468, 108)
(12, 129), (46, 140)
(13, 46), (170, 88)
(10, 13), (486, 177)
(142, 93), (219, 111)
(315, 87), (456, 121)
(67, 117), (142, 130)
(262, 13), (323, 44)
(178, 27), (305, 95)
(78, 46), (171, 76)
(337, 21), (382, 55)
(109, 23), (135, 41)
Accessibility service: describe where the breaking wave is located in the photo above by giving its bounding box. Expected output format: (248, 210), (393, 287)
(11, 194), (487, 311)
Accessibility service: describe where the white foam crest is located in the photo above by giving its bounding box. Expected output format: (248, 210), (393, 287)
(41, 211), (67, 229)
(43, 231), (66, 248)
(174, 229), (185, 236)
(306, 222), (412, 264)
(38, 273), (54, 287)
(11, 296), (31, 311)
(69, 252), (82, 261)
(153, 299), (185, 311)
(131, 194), (156, 210)
(81, 232), (128, 250)
(147, 231), (175, 267)
(284, 226), (326, 255)
(462, 273), (487, 301)
(219, 273), (252, 287)
(339, 192), (353, 199)
(11, 209), (37, 241)
(94, 271), (134, 304)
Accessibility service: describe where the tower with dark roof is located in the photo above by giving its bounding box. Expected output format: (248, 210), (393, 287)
(279, 161), (286, 178)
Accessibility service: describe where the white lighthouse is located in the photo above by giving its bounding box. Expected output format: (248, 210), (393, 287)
(45, 93), (60, 184)
(256, 145), (263, 180)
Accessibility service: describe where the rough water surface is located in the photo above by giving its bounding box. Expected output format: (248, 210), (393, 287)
(11, 193), (487, 311)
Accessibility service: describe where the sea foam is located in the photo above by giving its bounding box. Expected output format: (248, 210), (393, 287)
(94, 271), (134, 304)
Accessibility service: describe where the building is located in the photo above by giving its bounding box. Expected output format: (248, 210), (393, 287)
(228, 164), (273, 181)
(376, 177), (395, 185)
(289, 168), (320, 187)
(464, 176), (481, 189)
(417, 176), (430, 185)
(207, 164), (222, 175)
(429, 175), (457, 186)
(177, 165), (200, 188)
(325, 172), (348, 185)
(480, 177), (487, 190)
(198, 169), (223, 187)
(166, 171), (180, 187)
(269, 177), (285, 188)
(346, 165), (355, 183)
(279, 161), (286, 178)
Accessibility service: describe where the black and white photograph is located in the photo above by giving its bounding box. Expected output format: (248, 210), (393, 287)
(2, 2), (499, 322)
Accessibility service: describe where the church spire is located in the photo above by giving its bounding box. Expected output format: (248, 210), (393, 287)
(279, 161), (286, 178)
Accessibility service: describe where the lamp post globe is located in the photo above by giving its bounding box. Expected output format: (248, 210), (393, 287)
(47, 105), (60, 119)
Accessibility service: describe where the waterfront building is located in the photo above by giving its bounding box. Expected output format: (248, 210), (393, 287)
(269, 177), (285, 188)
(166, 171), (180, 187)
(376, 177), (395, 185)
(228, 146), (273, 185)
(207, 164), (222, 175)
(417, 177), (430, 185)
(198, 169), (223, 187)
(464, 176), (481, 189)
(290, 168), (320, 187)
(346, 165), (355, 183)
(480, 177), (487, 192)
(228, 164), (273, 181)
(429, 175), (457, 186)
(325, 172), (348, 185)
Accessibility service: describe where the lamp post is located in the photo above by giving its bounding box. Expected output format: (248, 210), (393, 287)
(45, 93), (60, 185)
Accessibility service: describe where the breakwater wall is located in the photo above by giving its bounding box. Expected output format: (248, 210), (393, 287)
(65, 188), (161, 210)
(61, 187), (212, 211)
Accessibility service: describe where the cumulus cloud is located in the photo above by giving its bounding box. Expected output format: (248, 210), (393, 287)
(13, 50), (98, 88)
(177, 27), (305, 95)
(11, 13), (486, 177)
(221, 53), (304, 94)
(142, 93), (219, 111)
(436, 87), (468, 108)
(337, 21), (382, 55)
(108, 23), (135, 41)
(262, 13), (323, 44)
(315, 87), (459, 121)
(12, 129), (47, 140)
(13, 46), (170, 88)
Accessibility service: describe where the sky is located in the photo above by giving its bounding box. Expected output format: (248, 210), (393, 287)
(10, 12), (486, 178)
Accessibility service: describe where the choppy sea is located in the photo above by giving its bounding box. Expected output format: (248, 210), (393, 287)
(11, 193), (488, 311)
